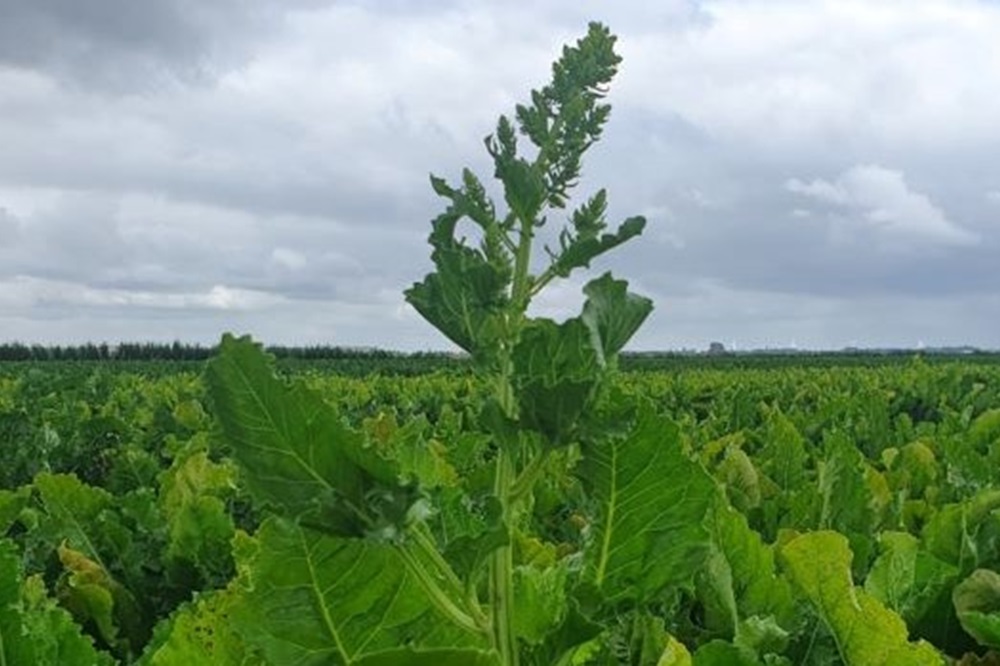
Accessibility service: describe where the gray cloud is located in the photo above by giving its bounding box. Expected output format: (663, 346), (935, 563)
(1, 0), (999, 349)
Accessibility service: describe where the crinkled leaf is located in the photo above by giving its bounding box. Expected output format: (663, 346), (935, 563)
(232, 517), (486, 665)
(780, 531), (944, 665)
(579, 404), (715, 602)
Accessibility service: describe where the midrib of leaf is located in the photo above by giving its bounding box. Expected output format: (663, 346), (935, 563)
(230, 359), (335, 493)
(298, 527), (350, 664)
(595, 443), (618, 586)
(0, 624), (8, 666)
(44, 488), (111, 576)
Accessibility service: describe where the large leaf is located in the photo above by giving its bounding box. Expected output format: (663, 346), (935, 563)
(206, 335), (416, 538)
(780, 531), (944, 665)
(232, 517), (487, 665)
(579, 404), (716, 602)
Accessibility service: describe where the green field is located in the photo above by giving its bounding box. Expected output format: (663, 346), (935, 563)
(2, 355), (1000, 664)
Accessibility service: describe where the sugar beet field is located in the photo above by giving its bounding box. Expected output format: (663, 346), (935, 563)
(3, 353), (1000, 665)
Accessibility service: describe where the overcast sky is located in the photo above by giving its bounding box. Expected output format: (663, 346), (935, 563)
(1, 0), (998, 351)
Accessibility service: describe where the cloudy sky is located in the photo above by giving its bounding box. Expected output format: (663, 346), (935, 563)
(1, 0), (998, 351)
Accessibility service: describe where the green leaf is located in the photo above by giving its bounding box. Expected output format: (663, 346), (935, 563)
(699, 501), (795, 639)
(405, 175), (511, 359)
(513, 562), (569, 645)
(549, 214), (646, 280)
(56, 543), (143, 655)
(354, 647), (500, 665)
(232, 517), (486, 665)
(579, 404), (716, 602)
(205, 335), (418, 538)
(512, 317), (601, 444)
(579, 273), (653, 368)
(691, 640), (761, 666)
(158, 443), (236, 580)
(0, 487), (30, 535)
(921, 490), (1000, 571)
(780, 531), (944, 665)
(864, 532), (959, 631)
(139, 587), (264, 666)
(953, 569), (1000, 648)
(1, 539), (114, 666)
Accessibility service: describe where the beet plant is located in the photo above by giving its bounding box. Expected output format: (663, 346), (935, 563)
(206, 23), (720, 665)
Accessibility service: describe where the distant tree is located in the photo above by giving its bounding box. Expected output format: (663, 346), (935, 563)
(708, 341), (727, 356)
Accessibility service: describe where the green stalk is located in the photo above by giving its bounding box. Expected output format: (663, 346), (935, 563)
(396, 543), (484, 636)
(411, 524), (490, 629)
(490, 448), (519, 666)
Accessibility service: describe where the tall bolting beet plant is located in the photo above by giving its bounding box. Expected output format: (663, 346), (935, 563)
(206, 23), (718, 665)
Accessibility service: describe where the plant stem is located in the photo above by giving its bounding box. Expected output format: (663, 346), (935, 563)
(396, 544), (484, 635)
(510, 450), (550, 503)
(411, 524), (490, 629)
(490, 448), (519, 666)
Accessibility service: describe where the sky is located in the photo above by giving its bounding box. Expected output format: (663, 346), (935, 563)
(1, 0), (998, 351)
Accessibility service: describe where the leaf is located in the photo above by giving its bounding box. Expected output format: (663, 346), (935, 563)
(138, 587), (264, 666)
(1, 539), (114, 666)
(405, 179), (511, 358)
(579, 404), (716, 602)
(759, 406), (808, 491)
(513, 562), (569, 645)
(205, 334), (418, 538)
(700, 501), (795, 638)
(780, 531), (944, 666)
(691, 640), (760, 665)
(953, 569), (1000, 648)
(921, 489), (1000, 572)
(158, 444), (236, 580)
(512, 317), (601, 444)
(57, 543), (143, 654)
(354, 648), (500, 665)
(0, 486), (30, 535)
(232, 517), (486, 665)
(864, 532), (959, 631)
(579, 273), (653, 369)
(550, 216), (646, 280)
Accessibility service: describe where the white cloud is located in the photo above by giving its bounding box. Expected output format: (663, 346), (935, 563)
(0, 276), (285, 311)
(620, 0), (1000, 149)
(787, 164), (978, 246)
